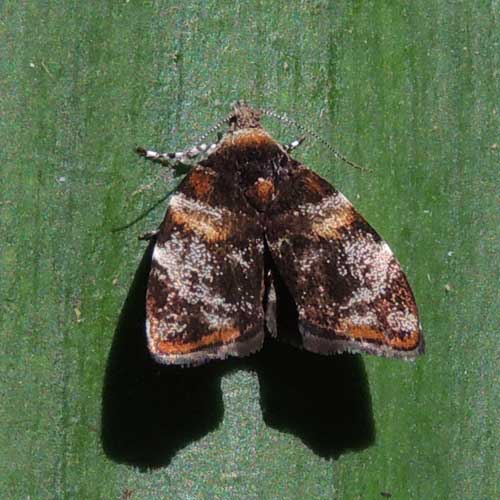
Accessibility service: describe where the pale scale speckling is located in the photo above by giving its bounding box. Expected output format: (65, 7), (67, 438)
(152, 233), (238, 335)
(138, 102), (423, 364)
(343, 236), (394, 302)
(296, 191), (351, 219)
(149, 183), (263, 345)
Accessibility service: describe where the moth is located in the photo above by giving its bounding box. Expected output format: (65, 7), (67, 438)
(136, 102), (424, 366)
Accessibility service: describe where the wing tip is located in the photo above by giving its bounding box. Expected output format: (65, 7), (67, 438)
(300, 322), (425, 361)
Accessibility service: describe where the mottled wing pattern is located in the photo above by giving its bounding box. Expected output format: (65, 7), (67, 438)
(147, 164), (265, 365)
(266, 165), (424, 359)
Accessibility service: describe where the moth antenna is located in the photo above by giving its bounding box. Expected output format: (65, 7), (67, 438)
(194, 112), (233, 145)
(261, 108), (371, 173)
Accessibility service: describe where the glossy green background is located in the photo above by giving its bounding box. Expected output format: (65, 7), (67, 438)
(1, 1), (498, 499)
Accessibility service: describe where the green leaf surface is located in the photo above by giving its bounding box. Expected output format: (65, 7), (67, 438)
(1, 1), (498, 499)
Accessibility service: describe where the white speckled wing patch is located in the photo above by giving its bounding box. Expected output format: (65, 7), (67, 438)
(146, 165), (266, 366)
(266, 166), (423, 359)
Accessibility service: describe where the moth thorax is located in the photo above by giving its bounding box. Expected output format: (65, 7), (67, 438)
(244, 177), (276, 211)
(221, 128), (281, 155)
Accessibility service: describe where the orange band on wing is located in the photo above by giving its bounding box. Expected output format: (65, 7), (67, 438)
(302, 172), (328, 195)
(337, 323), (421, 350)
(155, 327), (241, 354)
(170, 208), (232, 242)
(311, 206), (356, 239)
(186, 169), (216, 199)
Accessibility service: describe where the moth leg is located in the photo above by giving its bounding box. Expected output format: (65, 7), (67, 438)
(283, 135), (306, 153)
(138, 229), (159, 241)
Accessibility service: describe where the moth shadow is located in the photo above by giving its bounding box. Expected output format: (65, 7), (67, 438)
(101, 244), (374, 467)
(101, 241), (226, 469)
(254, 340), (375, 459)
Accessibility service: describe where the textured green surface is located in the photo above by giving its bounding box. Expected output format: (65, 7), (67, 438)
(1, 1), (498, 499)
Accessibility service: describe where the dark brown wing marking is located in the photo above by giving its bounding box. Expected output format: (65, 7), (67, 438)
(266, 165), (424, 359)
(147, 164), (265, 365)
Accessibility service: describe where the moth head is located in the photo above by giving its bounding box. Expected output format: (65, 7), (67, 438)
(229, 101), (263, 130)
